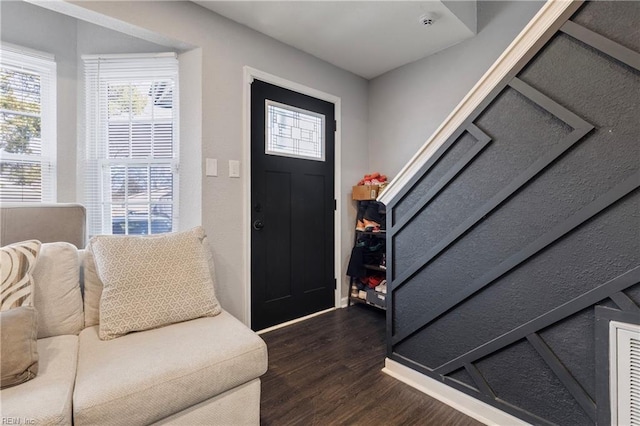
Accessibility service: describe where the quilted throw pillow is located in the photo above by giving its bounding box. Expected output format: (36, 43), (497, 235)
(0, 240), (41, 389)
(90, 227), (221, 340)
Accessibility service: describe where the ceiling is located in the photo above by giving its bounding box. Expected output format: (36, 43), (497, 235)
(193, 1), (477, 79)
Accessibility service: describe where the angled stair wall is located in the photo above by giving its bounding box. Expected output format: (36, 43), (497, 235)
(381, 1), (640, 424)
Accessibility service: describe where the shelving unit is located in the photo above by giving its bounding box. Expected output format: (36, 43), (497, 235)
(347, 219), (387, 310)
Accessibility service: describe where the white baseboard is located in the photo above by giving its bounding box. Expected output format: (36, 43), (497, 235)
(256, 297), (348, 334)
(382, 358), (529, 426)
(256, 307), (335, 334)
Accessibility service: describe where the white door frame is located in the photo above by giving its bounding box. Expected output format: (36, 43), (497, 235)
(242, 66), (342, 327)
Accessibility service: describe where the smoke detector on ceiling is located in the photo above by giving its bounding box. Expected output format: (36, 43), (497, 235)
(418, 13), (437, 26)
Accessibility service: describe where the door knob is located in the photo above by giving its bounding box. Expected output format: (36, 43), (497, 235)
(253, 220), (264, 230)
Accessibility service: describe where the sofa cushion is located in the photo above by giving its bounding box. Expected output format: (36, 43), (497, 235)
(32, 242), (84, 338)
(0, 241), (41, 389)
(73, 311), (268, 426)
(0, 335), (78, 425)
(82, 233), (220, 329)
(1, 240), (40, 310)
(0, 306), (39, 389)
(88, 226), (221, 340)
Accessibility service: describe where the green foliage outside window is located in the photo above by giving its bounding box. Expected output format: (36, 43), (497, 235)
(0, 69), (42, 188)
(108, 84), (148, 118)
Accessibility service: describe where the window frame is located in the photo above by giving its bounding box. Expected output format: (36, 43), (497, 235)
(83, 53), (179, 236)
(0, 43), (57, 203)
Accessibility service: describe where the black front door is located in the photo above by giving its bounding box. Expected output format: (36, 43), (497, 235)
(251, 79), (335, 331)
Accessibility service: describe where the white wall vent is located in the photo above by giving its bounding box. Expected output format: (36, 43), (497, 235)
(610, 320), (640, 426)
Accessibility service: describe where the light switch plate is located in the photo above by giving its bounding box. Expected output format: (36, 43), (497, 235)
(205, 158), (217, 177)
(229, 160), (240, 178)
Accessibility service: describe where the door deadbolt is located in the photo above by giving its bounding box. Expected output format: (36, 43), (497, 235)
(253, 220), (264, 230)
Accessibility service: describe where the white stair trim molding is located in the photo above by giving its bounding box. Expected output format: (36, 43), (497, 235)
(382, 358), (530, 426)
(378, 0), (582, 206)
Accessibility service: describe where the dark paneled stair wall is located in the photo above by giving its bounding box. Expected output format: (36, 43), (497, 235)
(386, 2), (640, 425)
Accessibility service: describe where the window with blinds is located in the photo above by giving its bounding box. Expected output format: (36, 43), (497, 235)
(0, 44), (56, 202)
(83, 53), (179, 236)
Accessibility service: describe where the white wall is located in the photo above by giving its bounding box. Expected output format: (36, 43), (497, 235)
(368, 1), (544, 178)
(177, 48), (203, 230)
(24, 0), (369, 322)
(443, 1), (477, 34)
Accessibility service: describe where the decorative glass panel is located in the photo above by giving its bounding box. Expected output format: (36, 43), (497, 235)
(266, 100), (325, 161)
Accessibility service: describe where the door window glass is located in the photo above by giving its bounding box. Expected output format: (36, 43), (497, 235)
(265, 100), (325, 161)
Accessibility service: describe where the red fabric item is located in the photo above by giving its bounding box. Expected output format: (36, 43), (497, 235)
(367, 274), (384, 288)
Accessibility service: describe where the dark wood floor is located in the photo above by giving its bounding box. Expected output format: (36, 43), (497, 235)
(260, 305), (483, 426)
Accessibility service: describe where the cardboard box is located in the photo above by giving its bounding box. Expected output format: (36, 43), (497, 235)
(352, 185), (379, 200)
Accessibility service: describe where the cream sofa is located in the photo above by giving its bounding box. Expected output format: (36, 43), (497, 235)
(0, 204), (268, 425)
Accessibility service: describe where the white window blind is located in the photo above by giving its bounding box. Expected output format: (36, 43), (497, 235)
(0, 43), (56, 202)
(83, 53), (179, 236)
